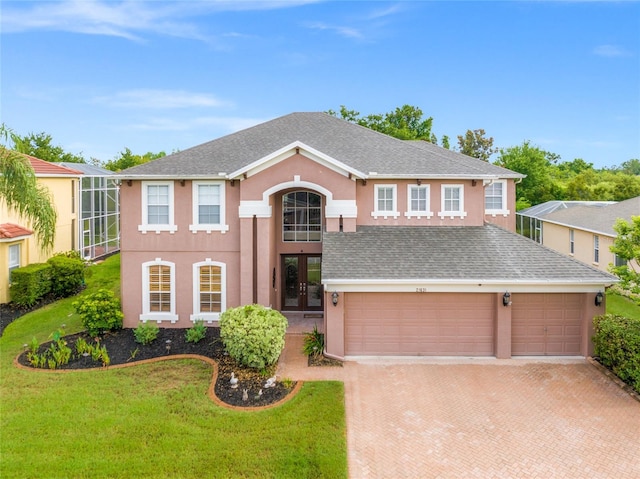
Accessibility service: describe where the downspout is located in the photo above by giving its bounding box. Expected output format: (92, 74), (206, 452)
(252, 214), (257, 304)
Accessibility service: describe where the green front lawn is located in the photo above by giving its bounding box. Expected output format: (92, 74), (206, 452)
(0, 255), (347, 479)
(606, 290), (640, 318)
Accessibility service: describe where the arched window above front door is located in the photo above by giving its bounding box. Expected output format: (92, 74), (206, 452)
(282, 191), (322, 242)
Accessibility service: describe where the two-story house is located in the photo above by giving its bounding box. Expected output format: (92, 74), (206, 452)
(517, 197), (639, 274)
(0, 156), (82, 304)
(117, 112), (616, 359)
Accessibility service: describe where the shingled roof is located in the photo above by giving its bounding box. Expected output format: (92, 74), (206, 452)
(540, 196), (640, 236)
(118, 112), (524, 180)
(322, 224), (617, 285)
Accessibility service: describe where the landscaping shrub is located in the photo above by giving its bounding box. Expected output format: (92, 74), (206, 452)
(185, 320), (207, 343)
(48, 254), (85, 298)
(134, 322), (159, 345)
(303, 325), (324, 357)
(219, 304), (288, 369)
(73, 289), (124, 337)
(9, 262), (52, 307)
(593, 314), (640, 393)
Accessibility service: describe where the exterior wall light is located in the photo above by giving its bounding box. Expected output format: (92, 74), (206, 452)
(331, 291), (339, 306)
(502, 292), (511, 307)
(595, 291), (604, 307)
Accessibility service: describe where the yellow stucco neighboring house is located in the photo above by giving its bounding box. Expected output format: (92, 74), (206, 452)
(516, 197), (640, 274)
(0, 155), (83, 303)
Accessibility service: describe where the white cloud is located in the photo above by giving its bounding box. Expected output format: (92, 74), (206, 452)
(1, 0), (319, 41)
(94, 89), (230, 109)
(304, 21), (364, 39)
(593, 44), (631, 57)
(125, 115), (266, 133)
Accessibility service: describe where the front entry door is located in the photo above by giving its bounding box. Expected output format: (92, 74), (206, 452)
(282, 255), (322, 311)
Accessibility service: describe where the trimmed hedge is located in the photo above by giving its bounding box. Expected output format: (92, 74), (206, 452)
(9, 263), (53, 307)
(219, 304), (288, 369)
(593, 314), (640, 394)
(73, 289), (123, 337)
(48, 255), (85, 298)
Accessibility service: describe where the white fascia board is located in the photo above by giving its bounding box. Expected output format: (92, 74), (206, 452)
(325, 200), (357, 218)
(238, 201), (272, 218)
(114, 175), (227, 181)
(540, 218), (614, 238)
(0, 235), (32, 243)
(365, 174), (512, 180)
(321, 278), (617, 293)
(228, 141), (366, 180)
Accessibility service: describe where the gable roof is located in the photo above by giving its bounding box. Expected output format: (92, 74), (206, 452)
(538, 196), (640, 236)
(57, 162), (114, 176)
(0, 223), (33, 241)
(322, 224), (616, 288)
(518, 200), (616, 218)
(26, 156), (83, 176)
(117, 112), (524, 181)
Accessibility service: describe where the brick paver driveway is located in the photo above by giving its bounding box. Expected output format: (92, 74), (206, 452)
(278, 338), (640, 479)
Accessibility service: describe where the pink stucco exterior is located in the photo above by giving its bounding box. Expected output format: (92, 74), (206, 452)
(118, 116), (613, 358)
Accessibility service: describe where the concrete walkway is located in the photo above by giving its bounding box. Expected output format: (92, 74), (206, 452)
(277, 334), (640, 479)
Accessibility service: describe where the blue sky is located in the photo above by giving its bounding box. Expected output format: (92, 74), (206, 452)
(1, 1), (638, 168)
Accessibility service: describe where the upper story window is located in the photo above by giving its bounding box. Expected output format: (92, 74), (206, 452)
(569, 229), (575, 254)
(139, 181), (177, 234)
(438, 184), (467, 219)
(405, 185), (433, 219)
(372, 184), (399, 219)
(283, 191), (322, 242)
(192, 260), (226, 322)
(484, 180), (509, 215)
(614, 254), (627, 267)
(189, 181), (229, 233)
(141, 259), (178, 323)
(593, 235), (600, 263)
(8, 244), (20, 278)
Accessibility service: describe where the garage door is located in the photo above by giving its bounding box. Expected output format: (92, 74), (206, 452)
(512, 294), (583, 356)
(344, 292), (494, 356)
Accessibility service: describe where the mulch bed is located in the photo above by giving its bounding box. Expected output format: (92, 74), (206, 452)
(15, 327), (296, 408)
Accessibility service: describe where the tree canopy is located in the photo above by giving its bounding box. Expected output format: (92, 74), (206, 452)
(457, 129), (496, 162)
(10, 131), (85, 163)
(328, 104), (439, 143)
(610, 216), (640, 296)
(0, 127), (57, 251)
(103, 148), (166, 172)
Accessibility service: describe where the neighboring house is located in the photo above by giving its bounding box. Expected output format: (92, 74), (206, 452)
(58, 163), (120, 260)
(0, 156), (82, 304)
(116, 112), (616, 359)
(517, 197), (639, 273)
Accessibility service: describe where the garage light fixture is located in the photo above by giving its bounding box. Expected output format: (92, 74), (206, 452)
(331, 291), (339, 306)
(502, 292), (511, 307)
(595, 291), (604, 307)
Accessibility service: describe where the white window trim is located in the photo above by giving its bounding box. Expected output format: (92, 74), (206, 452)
(140, 258), (178, 323)
(8, 244), (20, 277)
(191, 259), (226, 323)
(569, 229), (575, 255)
(189, 181), (229, 234)
(484, 180), (510, 217)
(138, 181), (177, 234)
(593, 235), (600, 264)
(438, 184), (467, 219)
(371, 184), (399, 219)
(405, 184), (433, 219)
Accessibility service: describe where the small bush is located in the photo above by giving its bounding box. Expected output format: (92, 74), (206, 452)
(9, 263), (52, 307)
(593, 314), (640, 393)
(73, 289), (124, 337)
(303, 325), (324, 357)
(134, 322), (159, 345)
(48, 254), (85, 298)
(219, 304), (288, 369)
(185, 320), (207, 343)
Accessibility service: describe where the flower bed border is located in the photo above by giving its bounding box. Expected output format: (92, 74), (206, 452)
(14, 353), (303, 411)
